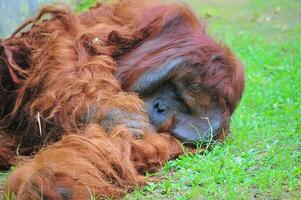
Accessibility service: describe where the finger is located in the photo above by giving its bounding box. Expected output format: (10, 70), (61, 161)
(127, 128), (144, 138)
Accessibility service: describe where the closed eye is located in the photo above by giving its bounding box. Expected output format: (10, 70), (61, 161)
(169, 84), (193, 114)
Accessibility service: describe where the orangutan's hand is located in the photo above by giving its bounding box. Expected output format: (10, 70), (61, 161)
(101, 109), (155, 138)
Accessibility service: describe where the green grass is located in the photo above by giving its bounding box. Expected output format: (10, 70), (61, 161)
(1, 0), (301, 199)
(0, 172), (8, 196)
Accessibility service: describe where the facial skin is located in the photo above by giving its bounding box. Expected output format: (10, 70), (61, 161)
(143, 83), (222, 143)
(122, 58), (225, 144)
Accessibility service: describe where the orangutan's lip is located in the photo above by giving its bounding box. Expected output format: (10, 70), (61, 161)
(169, 113), (223, 145)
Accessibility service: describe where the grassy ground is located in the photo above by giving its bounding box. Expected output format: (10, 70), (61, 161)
(1, 0), (301, 199)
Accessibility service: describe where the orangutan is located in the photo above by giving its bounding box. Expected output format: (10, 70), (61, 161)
(0, 0), (244, 199)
